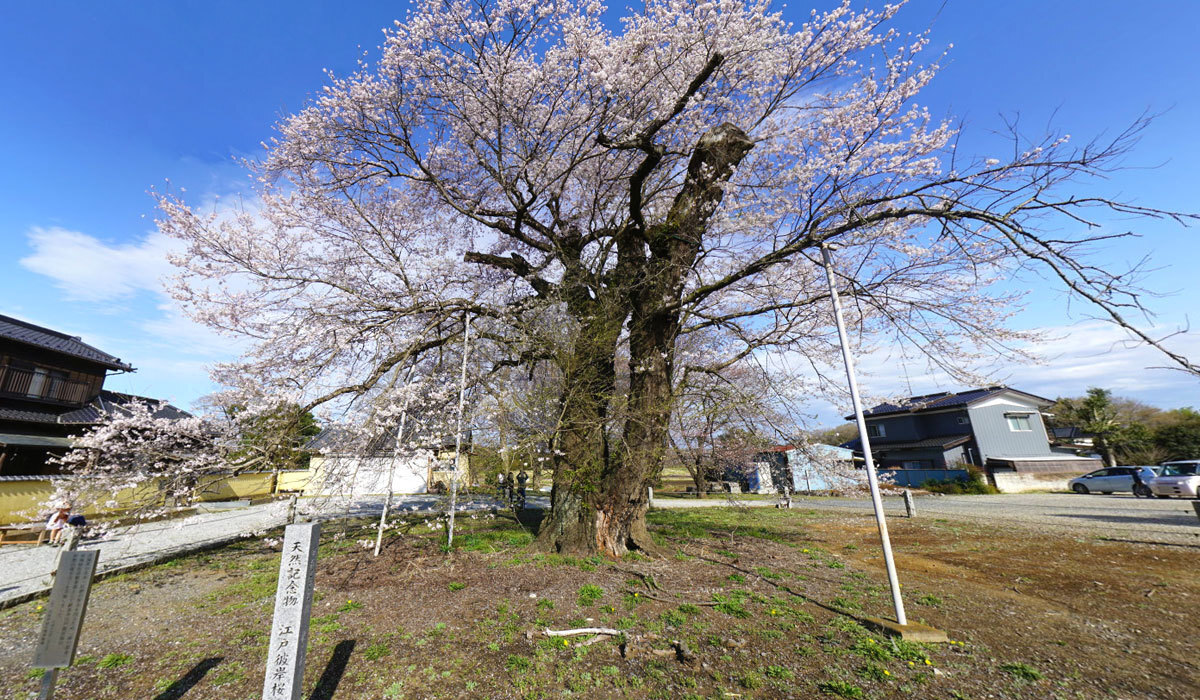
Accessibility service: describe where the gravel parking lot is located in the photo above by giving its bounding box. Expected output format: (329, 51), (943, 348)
(654, 492), (1200, 545)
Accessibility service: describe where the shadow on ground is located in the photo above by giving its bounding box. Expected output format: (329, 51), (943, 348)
(310, 640), (356, 700)
(151, 657), (223, 700)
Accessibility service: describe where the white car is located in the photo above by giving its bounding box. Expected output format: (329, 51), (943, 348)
(1149, 460), (1200, 499)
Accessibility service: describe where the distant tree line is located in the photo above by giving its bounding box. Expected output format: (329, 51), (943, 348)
(1047, 388), (1200, 467)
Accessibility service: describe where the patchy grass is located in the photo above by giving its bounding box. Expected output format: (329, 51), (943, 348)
(0, 506), (1194, 699)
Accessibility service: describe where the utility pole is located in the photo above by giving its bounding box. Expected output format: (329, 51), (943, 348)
(820, 243), (908, 627)
(448, 313), (470, 548)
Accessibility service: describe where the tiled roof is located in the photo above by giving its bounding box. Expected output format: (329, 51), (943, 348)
(872, 434), (972, 451)
(0, 314), (133, 371)
(851, 386), (1053, 419)
(841, 434), (972, 452)
(0, 390), (187, 427)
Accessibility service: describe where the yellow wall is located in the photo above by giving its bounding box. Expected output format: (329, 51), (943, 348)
(0, 471), (307, 525)
(277, 470), (312, 492)
(0, 479), (57, 525)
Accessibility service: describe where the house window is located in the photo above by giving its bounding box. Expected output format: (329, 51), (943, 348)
(1006, 414), (1032, 432)
(867, 424), (885, 438)
(956, 416), (970, 425)
(901, 460), (926, 469)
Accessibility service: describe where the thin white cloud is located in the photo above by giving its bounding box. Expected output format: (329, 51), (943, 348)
(19, 227), (178, 302)
(806, 320), (1200, 424)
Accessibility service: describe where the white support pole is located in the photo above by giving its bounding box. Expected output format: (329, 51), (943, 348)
(376, 364), (417, 557)
(820, 244), (908, 626)
(448, 313), (471, 548)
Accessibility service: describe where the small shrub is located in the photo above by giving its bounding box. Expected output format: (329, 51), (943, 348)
(506, 654), (532, 672)
(536, 598), (555, 611)
(364, 642), (391, 661)
(337, 599), (364, 612)
(739, 671), (763, 689)
(753, 566), (782, 580)
(850, 637), (891, 662)
(999, 662), (1044, 681)
(448, 582), (466, 591)
(712, 590), (751, 618)
(818, 679), (864, 698)
(922, 467), (999, 495)
(765, 665), (794, 679)
(577, 584), (604, 607)
(916, 594), (942, 606)
(97, 653), (133, 669)
(661, 609), (687, 627)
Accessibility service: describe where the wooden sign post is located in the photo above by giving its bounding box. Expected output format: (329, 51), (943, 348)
(263, 521), (321, 700)
(33, 549), (100, 700)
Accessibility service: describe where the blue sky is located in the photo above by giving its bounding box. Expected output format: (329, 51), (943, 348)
(1, 1), (1197, 422)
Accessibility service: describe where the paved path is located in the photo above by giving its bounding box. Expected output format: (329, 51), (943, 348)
(0, 494), (510, 607)
(653, 492), (1200, 545)
(4, 491), (1194, 606)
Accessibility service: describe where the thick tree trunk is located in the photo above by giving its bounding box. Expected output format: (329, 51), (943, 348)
(539, 123), (753, 557)
(536, 286), (624, 554)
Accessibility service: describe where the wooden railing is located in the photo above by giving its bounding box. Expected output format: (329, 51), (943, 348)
(0, 365), (91, 405)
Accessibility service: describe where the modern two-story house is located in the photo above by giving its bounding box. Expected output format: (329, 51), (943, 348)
(843, 386), (1099, 489)
(0, 313), (183, 475)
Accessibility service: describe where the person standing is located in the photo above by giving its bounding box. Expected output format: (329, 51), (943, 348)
(496, 471), (506, 500)
(505, 471), (516, 504)
(516, 470), (529, 508)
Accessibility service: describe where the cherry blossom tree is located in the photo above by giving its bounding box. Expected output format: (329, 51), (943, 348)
(51, 400), (229, 521)
(159, 0), (1194, 556)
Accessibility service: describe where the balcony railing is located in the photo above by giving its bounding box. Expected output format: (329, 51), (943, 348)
(0, 365), (92, 405)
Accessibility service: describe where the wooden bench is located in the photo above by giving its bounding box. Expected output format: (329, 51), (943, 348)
(0, 524), (48, 545)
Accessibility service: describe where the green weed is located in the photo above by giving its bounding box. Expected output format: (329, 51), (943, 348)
(577, 584), (604, 607)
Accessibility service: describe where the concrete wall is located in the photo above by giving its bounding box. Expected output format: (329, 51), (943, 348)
(307, 452), (439, 496)
(991, 470), (1075, 493)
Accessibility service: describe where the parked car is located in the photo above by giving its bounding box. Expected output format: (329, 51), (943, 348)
(1148, 460), (1200, 499)
(1068, 466), (1159, 495)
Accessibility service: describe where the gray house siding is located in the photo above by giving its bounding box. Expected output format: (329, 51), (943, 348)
(967, 403), (1054, 461)
(918, 410), (971, 436)
(870, 414), (919, 441)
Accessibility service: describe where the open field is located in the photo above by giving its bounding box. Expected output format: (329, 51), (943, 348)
(1, 507), (1196, 699)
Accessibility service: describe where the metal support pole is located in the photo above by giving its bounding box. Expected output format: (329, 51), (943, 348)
(38, 668), (59, 700)
(448, 313), (471, 548)
(376, 364), (417, 557)
(821, 244), (908, 626)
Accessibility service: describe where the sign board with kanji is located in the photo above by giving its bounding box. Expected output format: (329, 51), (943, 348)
(33, 549), (99, 669)
(262, 521), (321, 700)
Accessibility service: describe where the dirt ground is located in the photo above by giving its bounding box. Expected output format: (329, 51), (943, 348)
(0, 506), (1196, 699)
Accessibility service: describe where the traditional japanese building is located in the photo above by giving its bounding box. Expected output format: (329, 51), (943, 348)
(0, 313), (184, 475)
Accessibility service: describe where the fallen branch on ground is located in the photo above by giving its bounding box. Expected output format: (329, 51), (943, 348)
(543, 627), (621, 637)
